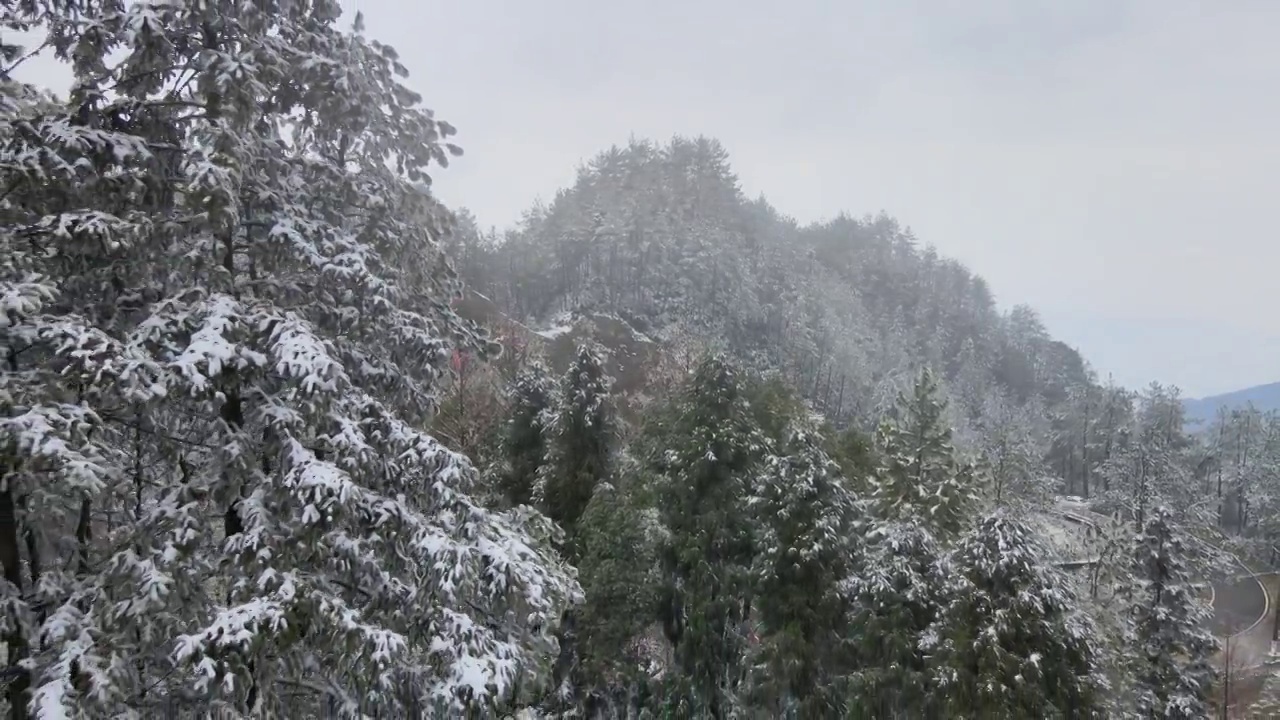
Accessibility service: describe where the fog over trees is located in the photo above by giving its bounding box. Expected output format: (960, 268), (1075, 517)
(3, 1), (1277, 718)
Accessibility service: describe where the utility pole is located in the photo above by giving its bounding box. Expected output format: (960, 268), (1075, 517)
(1274, 581), (1280, 642)
(1222, 634), (1231, 720)
(1222, 633), (1229, 720)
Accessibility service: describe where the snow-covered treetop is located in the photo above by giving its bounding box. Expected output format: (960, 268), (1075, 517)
(1, 2), (578, 716)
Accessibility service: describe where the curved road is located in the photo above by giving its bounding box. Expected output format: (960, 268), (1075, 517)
(1051, 498), (1277, 713)
(1212, 575), (1268, 637)
(1049, 498), (1273, 654)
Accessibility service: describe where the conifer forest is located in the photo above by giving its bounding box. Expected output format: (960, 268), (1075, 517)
(3, 1), (1279, 718)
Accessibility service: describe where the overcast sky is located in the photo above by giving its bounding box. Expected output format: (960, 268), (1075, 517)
(16, 0), (1280, 397)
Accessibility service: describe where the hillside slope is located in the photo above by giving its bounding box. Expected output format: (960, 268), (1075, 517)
(448, 135), (1158, 498)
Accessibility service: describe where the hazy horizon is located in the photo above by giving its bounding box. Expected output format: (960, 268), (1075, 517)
(352, 0), (1279, 399)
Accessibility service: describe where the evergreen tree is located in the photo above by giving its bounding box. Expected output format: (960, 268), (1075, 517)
(845, 522), (949, 718)
(574, 473), (662, 716)
(536, 342), (613, 557)
(872, 368), (979, 539)
(7, 0), (1228, 715)
(1127, 506), (1218, 719)
(747, 421), (859, 717)
(524, 344), (613, 713)
(827, 424), (879, 495)
(928, 514), (1103, 719)
(499, 363), (553, 507)
(653, 355), (763, 718)
(1, 4), (576, 716)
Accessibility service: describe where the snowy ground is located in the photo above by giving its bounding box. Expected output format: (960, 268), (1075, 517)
(1055, 495), (1092, 514)
(1029, 499), (1100, 565)
(1031, 513), (1086, 560)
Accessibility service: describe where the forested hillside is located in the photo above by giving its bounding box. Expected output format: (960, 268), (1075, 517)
(449, 137), (1179, 502)
(439, 142), (1253, 715)
(2, 1), (1275, 718)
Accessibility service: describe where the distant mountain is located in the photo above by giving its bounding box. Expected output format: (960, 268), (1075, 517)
(1183, 382), (1280, 427)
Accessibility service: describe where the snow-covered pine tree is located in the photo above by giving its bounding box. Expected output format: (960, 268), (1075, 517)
(844, 522), (949, 718)
(871, 367), (979, 539)
(927, 513), (1103, 719)
(1127, 506), (1218, 719)
(498, 363), (554, 508)
(536, 342), (613, 558)
(653, 355), (763, 718)
(2, 2), (576, 716)
(0, 74), (156, 719)
(747, 419), (858, 717)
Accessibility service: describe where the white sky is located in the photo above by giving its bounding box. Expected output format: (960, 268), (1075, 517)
(14, 0), (1280, 397)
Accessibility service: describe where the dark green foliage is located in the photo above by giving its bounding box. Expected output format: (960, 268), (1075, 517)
(574, 474), (662, 712)
(538, 343), (614, 558)
(653, 355), (764, 717)
(1127, 506), (1218, 719)
(845, 522), (948, 718)
(928, 514), (1103, 719)
(744, 375), (806, 440)
(872, 368), (978, 539)
(826, 424), (878, 493)
(498, 364), (553, 507)
(748, 422), (860, 717)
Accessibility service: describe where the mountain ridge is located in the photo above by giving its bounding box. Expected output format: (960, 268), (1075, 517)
(447, 135), (1147, 501)
(1183, 381), (1280, 425)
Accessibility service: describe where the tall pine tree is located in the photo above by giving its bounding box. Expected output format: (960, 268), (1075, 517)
(573, 472), (662, 716)
(872, 368), (978, 539)
(1127, 506), (1218, 719)
(498, 363), (553, 508)
(845, 521), (949, 718)
(1, 3), (577, 716)
(536, 342), (613, 558)
(748, 419), (859, 717)
(653, 355), (762, 718)
(928, 514), (1103, 719)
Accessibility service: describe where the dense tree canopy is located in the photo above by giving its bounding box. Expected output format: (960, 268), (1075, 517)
(7, 3), (1268, 717)
(1, 2), (577, 716)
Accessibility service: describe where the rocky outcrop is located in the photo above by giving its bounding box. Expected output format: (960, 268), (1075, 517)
(452, 291), (663, 423)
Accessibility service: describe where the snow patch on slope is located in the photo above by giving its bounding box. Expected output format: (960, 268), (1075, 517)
(1029, 511), (1091, 563)
(533, 311), (577, 340)
(534, 325), (574, 340)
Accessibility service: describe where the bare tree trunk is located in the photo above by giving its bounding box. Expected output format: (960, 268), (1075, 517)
(834, 374), (846, 421)
(0, 484), (29, 720)
(1081, 390), (1091, 499)
(1, 346), (29, 720)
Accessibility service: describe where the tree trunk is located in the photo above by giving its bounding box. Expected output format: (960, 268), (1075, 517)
(1081, 392), (1091, 499)
(0, 484), (29, 720)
